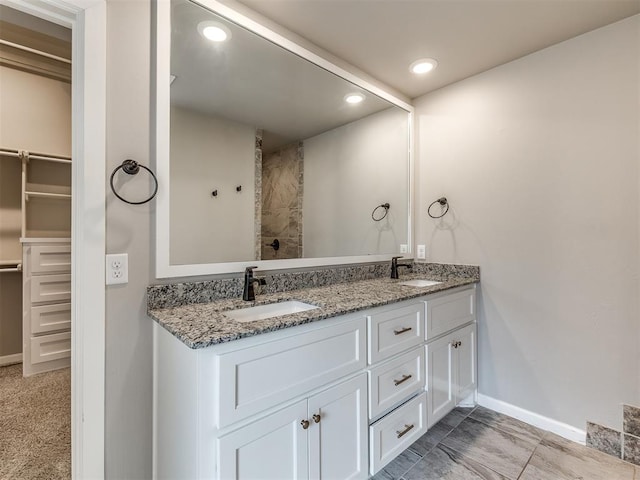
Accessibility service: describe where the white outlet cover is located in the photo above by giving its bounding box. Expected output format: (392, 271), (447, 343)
(106, 253), (128, 285)
(417, 245), (426, 259)
(400, 244), (408, 253)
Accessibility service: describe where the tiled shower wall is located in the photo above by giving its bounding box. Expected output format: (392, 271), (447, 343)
(586, 404), (640, 466)
(260, 141), (303, 260)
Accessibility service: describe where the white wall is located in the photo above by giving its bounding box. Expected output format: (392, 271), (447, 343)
(0, 65), (71, 156)
(304, 107), (409, 257)
(414, 15), (640, 431)
(170, 106), (255, 264)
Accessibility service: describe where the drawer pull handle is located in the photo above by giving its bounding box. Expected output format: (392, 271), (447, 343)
(393, 374), (413, 386)
(396, 424), (414, 439)
(452, 341), (462, 348)
(393, 327), (412, 336)
(301, 419), (310, 430)
(312, 414), (321, 424)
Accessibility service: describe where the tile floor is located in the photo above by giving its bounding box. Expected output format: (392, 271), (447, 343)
(372, 406), (640, 480)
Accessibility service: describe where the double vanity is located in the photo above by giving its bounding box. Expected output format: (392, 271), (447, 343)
(149, 0), (479, 477)
(149, 265), (478, 479)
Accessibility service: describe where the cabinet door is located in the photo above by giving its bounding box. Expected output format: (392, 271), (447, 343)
(455, 324), (476, 402)
(308, 374), (368, 480)
(426, 333), (455, 428)
(218, 400), (309, 480)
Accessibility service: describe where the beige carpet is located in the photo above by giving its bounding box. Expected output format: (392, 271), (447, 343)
(0, 364), (71, 479)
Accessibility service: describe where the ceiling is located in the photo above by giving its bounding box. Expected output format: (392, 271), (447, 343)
(236, 0), (640, 99)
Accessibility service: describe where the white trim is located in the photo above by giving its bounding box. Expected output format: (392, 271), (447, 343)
(70, 2), (106, 477)
(2, 0), (107, 478)
(477, 394), (586, 444)
(0, 353), (23, 366)
(154, 0), (415, 278)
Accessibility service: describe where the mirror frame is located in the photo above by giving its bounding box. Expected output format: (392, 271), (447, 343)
(154, 0), (414, 278)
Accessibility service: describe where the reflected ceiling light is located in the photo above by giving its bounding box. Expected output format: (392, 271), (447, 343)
(409, 58), (438, 74)
(198, 21), (231, 42)
(344, 93), (365, 104)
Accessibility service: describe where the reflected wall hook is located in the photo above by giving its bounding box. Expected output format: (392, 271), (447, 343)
(428, 197), (449, 218)
(266, 239), (280, 251)
(212, 189), (218, 197)
(371, 202), (390, 221)
(236, 185), (242, 192)
(109, 159), (158, 205)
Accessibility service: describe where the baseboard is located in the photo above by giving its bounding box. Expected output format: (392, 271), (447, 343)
(0, 353), (22, 367)
(477, 394), (586, 444)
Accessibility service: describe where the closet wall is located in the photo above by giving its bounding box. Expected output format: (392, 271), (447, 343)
(0, 11), (71, 362)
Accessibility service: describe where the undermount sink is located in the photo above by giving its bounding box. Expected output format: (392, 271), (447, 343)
(398, 279), (442, 288)
(224, 300), (319, 323)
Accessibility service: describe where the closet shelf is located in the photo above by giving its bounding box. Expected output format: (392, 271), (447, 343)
(25, 191), (72, 201)
(0, 148), (71, 164)
(0, 260), (22, 273)
(25, 183), (72, 201)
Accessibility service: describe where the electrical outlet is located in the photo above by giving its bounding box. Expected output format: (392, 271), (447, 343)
(106, 253), (128, 285)
(400, 244), (408, 254)
(417, 244), (426, 259)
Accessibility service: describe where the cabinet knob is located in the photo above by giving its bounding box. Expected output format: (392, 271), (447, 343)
(301, 419), (310, 430)
(312, 413), (321, 424)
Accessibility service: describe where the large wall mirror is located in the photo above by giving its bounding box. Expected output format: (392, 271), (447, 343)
(155, 0), (413, 277)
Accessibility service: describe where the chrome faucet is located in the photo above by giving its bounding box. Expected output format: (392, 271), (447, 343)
(243, 266), (267, 301)
(390, 256), (413, 279)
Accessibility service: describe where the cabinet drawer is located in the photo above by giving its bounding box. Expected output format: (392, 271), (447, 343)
(425, 287), (475, 340)
(369, 392), (428, 475)
(30, 245), (71, 274)
(30, 331), (71, 365)
(368, 303), (423, 364)
(30, 274), (71, 304)
(31, 303), (71, 334)
(217, 317), (366, 428)
(368, 347), (425, 420)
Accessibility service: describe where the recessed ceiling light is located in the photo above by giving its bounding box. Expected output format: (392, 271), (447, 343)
(410, 58), (438, 74)
(198, 21), (231, 42)
(344, 93), (365, 104)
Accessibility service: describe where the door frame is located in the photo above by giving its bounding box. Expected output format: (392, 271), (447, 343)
(0, 0), (107, 477)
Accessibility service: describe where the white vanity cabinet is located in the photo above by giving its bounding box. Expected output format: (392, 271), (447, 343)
(425, 288), (477, 428)
(154, 313), (368, 480)
(153, 284), (477, 480)
(218, 374), (368, 480)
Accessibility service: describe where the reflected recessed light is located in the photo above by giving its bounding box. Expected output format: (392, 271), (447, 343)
(410, 58), (438, 74)
(344, 93), (365, 104)
(198, 21), (231, 42)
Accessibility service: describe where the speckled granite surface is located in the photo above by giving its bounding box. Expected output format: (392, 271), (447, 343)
(148, 268), (478, 349)
(147, 262), (479, 309)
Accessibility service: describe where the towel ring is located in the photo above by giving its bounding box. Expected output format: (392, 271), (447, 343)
(428, 197), (449, 219)
(110, 159), (158, 205)
(371, 203), (390, 221)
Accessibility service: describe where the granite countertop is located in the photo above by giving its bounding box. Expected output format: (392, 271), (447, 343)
(148, 274), (478, 349)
